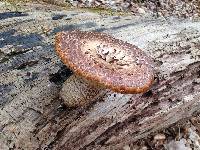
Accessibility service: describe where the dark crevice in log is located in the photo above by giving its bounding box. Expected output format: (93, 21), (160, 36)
(49, 65), (73, 85)
(15, 60), (39, 70)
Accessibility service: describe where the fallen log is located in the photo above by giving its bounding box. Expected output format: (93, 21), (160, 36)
(0, 3), (200, 149)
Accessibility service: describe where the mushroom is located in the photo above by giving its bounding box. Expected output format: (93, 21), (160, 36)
(55, 30), (154, 107)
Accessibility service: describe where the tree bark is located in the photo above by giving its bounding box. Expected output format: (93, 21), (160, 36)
(0, 2), (200, 149)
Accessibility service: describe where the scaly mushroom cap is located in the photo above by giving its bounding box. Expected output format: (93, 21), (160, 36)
(55, 30), (154, 94)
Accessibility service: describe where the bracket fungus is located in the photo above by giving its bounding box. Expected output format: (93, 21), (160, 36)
(55, 30), (154, 107)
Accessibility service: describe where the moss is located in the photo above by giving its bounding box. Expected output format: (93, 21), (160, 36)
(1, 0), (130, 16)
(40, 0), (71, 7)
(3, 0), (34, 3)
(80, 7), (130, 16)
(2, 0), (33, 12)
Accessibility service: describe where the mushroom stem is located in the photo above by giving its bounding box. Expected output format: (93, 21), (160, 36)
(60, 74), (107, 107)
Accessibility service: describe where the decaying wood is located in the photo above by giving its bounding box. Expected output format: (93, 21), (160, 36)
(0, 2), (200, 150)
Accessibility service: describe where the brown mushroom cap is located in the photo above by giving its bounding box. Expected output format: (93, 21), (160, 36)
(55, 30), (154, 94)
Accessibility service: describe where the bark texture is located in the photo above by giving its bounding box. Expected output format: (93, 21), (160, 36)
(0, 2), (200, 150)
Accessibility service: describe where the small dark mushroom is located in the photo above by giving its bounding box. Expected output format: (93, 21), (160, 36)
(55, 30), (154, 107)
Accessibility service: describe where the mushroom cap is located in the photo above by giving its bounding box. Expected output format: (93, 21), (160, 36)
(55, 30), (154, 94)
